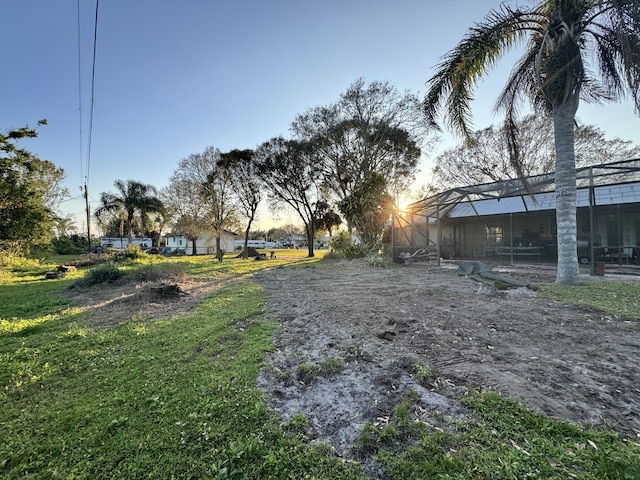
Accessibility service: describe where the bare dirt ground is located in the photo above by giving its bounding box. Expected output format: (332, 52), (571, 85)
(254, 259), (640, 462)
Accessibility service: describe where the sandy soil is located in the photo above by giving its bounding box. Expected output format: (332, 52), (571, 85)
(254, 259), (640, 462)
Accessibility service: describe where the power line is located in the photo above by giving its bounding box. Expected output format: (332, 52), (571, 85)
(76, 0), (83, 184)
(86, 0), (100, 183)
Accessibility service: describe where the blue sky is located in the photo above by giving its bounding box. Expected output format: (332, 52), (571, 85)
(3, 0), (639, 231)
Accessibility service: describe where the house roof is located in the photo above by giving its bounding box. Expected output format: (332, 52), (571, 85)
(406, 158), (640, 219)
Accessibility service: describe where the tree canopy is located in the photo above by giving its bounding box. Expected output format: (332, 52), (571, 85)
(338, 173), (393, 248)
(0, 121), (66, 254)
(95, 180), (165, 243)
(165, 147), (239, 259)
(292, 78), (427, 211)
(220, 149), (261, 259)
(254, 137), (324, 257)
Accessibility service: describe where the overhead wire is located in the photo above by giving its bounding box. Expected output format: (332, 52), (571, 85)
(76, 0), (100, 249)
(76, 0), (83, 184)
(86, 0), (100, 184)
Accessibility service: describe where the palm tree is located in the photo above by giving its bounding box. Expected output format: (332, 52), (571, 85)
(423, 1), (640, 285)
(53, 214), (77, 238)
(95, 180), (165, 243)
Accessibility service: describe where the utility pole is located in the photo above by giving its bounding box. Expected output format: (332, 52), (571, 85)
(84, 183), (92, 253)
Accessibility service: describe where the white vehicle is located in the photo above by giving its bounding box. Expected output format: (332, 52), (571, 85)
(234, 240), (276, 249)
(100, 237), (152, 251)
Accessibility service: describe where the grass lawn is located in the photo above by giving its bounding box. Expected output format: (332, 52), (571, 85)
(1, 252), (639, 479)
(538, 279), (640, 321)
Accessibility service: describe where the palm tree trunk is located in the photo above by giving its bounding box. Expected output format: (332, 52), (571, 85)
(553, 96), (580, 285)
(127, 212), (134, 244)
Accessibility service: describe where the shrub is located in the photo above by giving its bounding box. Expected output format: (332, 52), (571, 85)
(328, 230), (353, 253)
(365, 251), (386, 267)
(343, 242), (368, 259)
(51, 234), (90, 255)
(124, 244), (144, 260)
(0, 250), (43, 273)
(82, 262), (124, 286)
(329, 231), (369, 259)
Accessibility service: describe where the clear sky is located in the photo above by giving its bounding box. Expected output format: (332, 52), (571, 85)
(3, 0), (639, 231)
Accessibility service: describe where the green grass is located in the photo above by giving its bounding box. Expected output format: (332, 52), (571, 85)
(2, 255), (639, 478)
(359, 391), (640, 479)
(538, 279), (640, 321)
(296, 357), (343, 385)
(0, 254), (363, 479)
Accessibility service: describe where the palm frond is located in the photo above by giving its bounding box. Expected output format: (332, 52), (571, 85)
(424, 5), (537, 139)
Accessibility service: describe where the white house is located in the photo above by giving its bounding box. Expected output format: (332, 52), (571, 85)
(164, 231), (238, 256)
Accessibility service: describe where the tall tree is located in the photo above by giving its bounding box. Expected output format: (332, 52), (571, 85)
(338, 173), (394, 249)
(0, 121), (63, 254)
(165, 147), (238, 259)
(423, 1), (640, 285)
(95, 180), (165, 243)
(202, 149), (238, 261)
(220, 149), (262, 259)
(254, 138), (325, 257)
(292, 79), (427, 222)
(432, 115), (640, 188)
(164, 157), (214, 256)
(53, 215), (78, 238)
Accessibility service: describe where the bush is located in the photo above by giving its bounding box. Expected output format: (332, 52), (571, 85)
(82, 262), (124, 286)
(0, 251), (43, 275)
(329, 231), (372, 259)
(365, 252), (386, 267)
(329, 230), (353, 253)
(124, 244), (144, 260)
(51, 234), (90, 255)
(343, 243), (368, 259)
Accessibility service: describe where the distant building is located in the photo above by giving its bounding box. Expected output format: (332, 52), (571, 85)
(164, 230), (238, 255)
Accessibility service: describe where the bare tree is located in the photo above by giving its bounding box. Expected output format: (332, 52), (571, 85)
(166, 147), (238, 259)
(220, 149), (262, 259)
(432, 115), (640, 189)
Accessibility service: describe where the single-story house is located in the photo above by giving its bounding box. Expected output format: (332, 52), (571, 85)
(393, 158), (640, 267)
(164, 230), (238, 256)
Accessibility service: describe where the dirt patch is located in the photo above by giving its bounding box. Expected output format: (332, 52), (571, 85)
(65, 270), (224, 327)
(255, 260), (640, 462)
